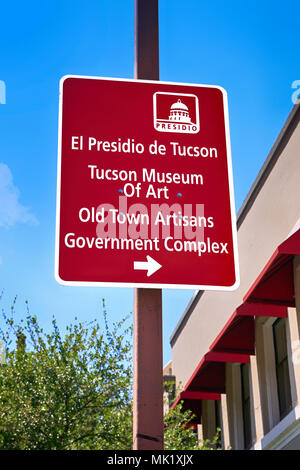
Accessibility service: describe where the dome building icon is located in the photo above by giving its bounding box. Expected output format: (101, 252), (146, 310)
(168, 99), (191, 123)
(153, 92), (200, 134)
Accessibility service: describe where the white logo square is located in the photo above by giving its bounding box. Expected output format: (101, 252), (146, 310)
(153, 92), (200, 134)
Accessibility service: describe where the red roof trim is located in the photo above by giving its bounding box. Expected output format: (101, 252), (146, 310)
(172, 390), (221, 409)
(235, 302), (288, 317)
(205, 351), (250, 364)
(180, 391), (221, 401)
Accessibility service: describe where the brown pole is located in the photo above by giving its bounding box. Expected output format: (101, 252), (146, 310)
(134, 0), (159, 80)
(133, 0), (164, 450)
(133, 289), (163, 450)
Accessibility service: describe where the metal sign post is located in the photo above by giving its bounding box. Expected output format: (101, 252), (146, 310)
(133, 0), (164, 450)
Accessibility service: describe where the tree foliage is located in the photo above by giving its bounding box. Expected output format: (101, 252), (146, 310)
(0, 298), (132, 450)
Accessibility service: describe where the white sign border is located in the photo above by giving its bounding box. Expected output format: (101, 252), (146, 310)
(55, 75), (240, 291)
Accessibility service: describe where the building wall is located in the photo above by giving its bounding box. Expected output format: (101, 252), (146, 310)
(171, 108), (300, 388)
(169, 105), (300, 449)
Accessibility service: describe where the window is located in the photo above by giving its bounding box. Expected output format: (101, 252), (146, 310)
(272, 318), (292, 419)
(240, 363), (252, 449)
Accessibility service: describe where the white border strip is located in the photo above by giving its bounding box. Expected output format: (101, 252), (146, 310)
(55, 75), (240, 291)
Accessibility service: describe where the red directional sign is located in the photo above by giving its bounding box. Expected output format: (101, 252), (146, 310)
(55, 76), (239, 290)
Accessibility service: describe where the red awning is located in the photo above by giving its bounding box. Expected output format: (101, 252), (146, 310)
(185, 356), (226, 395)
(209, 302), (287, 356)
(243, 228), (300, 306)
(183, 350), (250, 396)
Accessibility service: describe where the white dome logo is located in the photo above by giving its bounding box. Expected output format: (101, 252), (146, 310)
(169, 99), (191, 123)
(153, 92), (200, 134)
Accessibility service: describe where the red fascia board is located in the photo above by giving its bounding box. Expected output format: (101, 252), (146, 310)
(171, 390), (220, 410)
(235, 302), (288, 317)
(204, 351), (250, 364)
(180, 391), (221, 401)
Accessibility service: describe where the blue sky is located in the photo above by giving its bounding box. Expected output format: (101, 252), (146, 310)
(0, 0), (299, 363)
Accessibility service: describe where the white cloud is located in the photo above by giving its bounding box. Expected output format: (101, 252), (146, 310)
(0, 163), (38, 228)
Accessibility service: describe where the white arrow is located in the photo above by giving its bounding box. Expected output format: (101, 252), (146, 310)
(134, 255), (162, 277)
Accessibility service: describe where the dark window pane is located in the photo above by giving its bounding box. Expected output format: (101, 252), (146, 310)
(274, 320), (287, 363)
(241, 363), (250, 401)
(241, 363), (252, 449)
(273, 319), (292, 419)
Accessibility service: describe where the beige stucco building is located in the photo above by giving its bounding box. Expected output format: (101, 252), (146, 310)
(168, 102), (300, 450)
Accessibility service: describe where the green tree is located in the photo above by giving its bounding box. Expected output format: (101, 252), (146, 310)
(0, 297), (221, 450)
(0, 298), (132, 450)
(164, 402), (199, 450)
